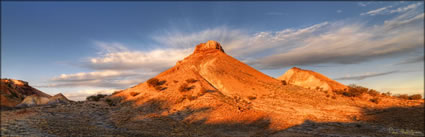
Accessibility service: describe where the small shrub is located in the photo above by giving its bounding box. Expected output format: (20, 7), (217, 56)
(147, 78), (159, 87)
(396, 94), (409, 100)
(105, 97), (123, 106)
(9, 91), (19, 99)
(331, 96), (336, 99)
(369, 98), (380, 104)
(282, 80), (287, 85)
(186, 78), (198, 83)
(367, 89), (380, 97)
(346, 84), (369, 97)
(248, 96), (257, 100)
(173, 80), (178, 83)
(409, 94), (422, 100)
(179, 83), (194, 92)
(86, 94), (107, 101)
(155, 86), (167, 91)
(130, 92), (140, 97)
(382, 91), (392, 97)
(147, 78), (167, 91)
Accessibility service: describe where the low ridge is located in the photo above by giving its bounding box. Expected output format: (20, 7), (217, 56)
(278, 67), (348, 92)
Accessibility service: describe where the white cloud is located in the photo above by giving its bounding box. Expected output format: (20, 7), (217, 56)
(52, 70), (135, 82)
(337, 10), (342, 13)
(361, 5), (393, 16)
(390, 3), (422, 14)
(84, 42), (193, 71)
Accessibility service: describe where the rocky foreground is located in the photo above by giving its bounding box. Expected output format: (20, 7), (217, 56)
(1, 101), (423, 137)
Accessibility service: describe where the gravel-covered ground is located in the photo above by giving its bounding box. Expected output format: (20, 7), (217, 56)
(1, 101), (423, 137)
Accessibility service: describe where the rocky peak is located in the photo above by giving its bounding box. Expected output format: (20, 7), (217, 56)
(193, 40), (225, 53)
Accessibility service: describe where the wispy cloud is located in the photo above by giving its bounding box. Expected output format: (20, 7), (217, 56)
(358, 2), (370, 7)
(335, 70), (399, 80)
(46, 70), (155, 88)
(336, 10), (342, 13)
(361, 3), (422, 16)
(249, 10), (423, 69)
(390, 3), (422, 14)
(360, 5), (393, 16)
(395, 55), (424, 65)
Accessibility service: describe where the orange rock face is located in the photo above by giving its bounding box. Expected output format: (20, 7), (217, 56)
(278, 67), (348, 92)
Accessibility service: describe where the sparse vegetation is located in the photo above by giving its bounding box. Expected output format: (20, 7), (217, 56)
(335, 84), (381, 97)
(367, 89), (380, 96)
(8, 91), (19, 99)
(281, 80), (287, 85)
(147, 78), (159, 87)
(173, 80), (178, 83)
(248, 96), (257, 100)
(186, 78), (198, 83)
(409, 94), (422, 100)
(147, 78), (167, 91)
(382, 91), (392, 97)
(105, 97), (123, 106)
(396, 94), (409, 100)
(86, 94), (107, 101)
(179, 83), (194, 92)
(369, 98), (380, 104)
(130, 92), (140, 97)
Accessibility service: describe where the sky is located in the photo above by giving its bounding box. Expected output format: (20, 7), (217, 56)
(2, 1), (424, 100)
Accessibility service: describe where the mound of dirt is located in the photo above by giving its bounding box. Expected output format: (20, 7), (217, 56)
(278, 67), (348, 92)
(1, 79), (51, 108)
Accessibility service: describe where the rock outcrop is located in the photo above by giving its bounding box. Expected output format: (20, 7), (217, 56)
(16, 93), (72, 108)
(1, 79), (51, 108)
(277, 67), (348, 92)
(193, 40), (225, 53)
(109, 40), (423, 136)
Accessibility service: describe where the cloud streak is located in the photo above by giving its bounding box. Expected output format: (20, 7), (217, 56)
(360, 3), (422, 16)
(335, 70), (399, 80)
(395, 55), (424, 65)
(249, 5), (424, 69)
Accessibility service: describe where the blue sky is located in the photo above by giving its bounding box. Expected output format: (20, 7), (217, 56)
(2, 2), (424, 100)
